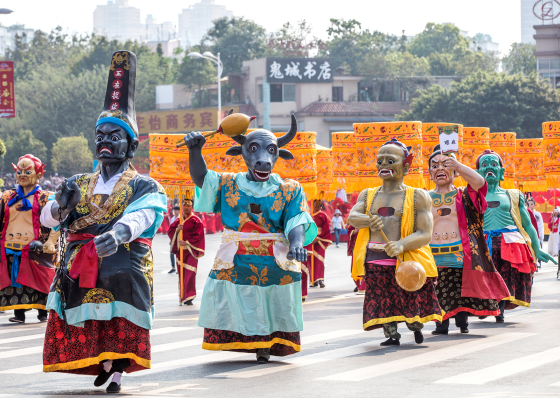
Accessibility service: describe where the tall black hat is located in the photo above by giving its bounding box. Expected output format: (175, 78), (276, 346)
(96, 50), (138, 139)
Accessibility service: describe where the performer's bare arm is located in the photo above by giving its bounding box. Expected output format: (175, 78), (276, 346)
(444, 157), (485, 191)
(385, 190), (433, 258)
(348, 189), (384, 231)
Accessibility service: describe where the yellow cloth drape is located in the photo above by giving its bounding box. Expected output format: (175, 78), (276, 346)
(543, 121), (560, 188)
(273, 132), (317, 199)
(422, 123), (463, 190)
(490, 132), (517, 189)
(507, 189), (536, 261)
(351, 186), (438, 281)
(353, 121), (424, 191)
(515, 138), (546, 192)
(149, 131), (254, 198)
(331, 132), (358, 192)
(316, 144), (335, 201)
(149, 133), (195, 199)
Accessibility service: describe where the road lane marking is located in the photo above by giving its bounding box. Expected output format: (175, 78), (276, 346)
(436, 346), (560, 385)
(0, 327), (196, 373)
(319, 332), (535, 381)
(137, 383), (199, 394)
(130, 328), (367, 377)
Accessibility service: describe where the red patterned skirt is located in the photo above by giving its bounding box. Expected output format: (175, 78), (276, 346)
(363, 263), (443, 330)
(491, 237), (532, 310)
(203, 328), (300, 356)
(436, 267), (500, 320)
(43, 311), (151, 374)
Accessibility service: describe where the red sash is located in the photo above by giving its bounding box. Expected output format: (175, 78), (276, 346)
(67, 233), (152, 288)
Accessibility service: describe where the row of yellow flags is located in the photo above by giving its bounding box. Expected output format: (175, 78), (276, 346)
(148, 121), (560, 200)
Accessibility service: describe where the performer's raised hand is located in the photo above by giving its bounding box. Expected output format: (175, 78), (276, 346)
(183, 132), (206, 151)
(93, 224), (132, 258)
(442, 157), (460, 172)
(385, 241), (405, 258)
(368, 214), (384, 231)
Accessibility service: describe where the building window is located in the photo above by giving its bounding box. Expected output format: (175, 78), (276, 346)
(260, 83), (296, 102)
(538, 59), (549, 71)
(551, 59), (560, 71)
(271, 84), (283, 102)
(283, 84), (296, 102)
(332, 86), (343, 102)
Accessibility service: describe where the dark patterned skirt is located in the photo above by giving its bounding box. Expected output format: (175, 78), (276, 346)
(363, 263), (443, 331)
(203, 328), (300, 356)
(491, 236), (532, 310)
(436, 267), (500, 320)
(43, 311), (151, 374)
(0, 285), (47, 311)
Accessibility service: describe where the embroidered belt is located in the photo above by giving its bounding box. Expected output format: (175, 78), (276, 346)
(213, 230), (300, 273)
(67, 233), (152, 289)
(5, 242), (24, 251)
(431, 245), (462, 255)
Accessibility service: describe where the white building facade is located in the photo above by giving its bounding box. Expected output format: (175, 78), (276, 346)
(93, 0), (143, 42)
(178, 0), (233, 47)
(0, 25), (34, 55)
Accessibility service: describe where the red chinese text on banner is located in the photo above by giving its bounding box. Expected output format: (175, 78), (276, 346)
(0, 61), (15, 118)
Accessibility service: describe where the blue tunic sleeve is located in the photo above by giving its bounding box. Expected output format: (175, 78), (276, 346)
(195, 170), (222, 213)
(282, 184), (317, 246)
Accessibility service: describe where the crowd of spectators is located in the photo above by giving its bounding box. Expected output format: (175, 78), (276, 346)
(2, 172), (65, 192)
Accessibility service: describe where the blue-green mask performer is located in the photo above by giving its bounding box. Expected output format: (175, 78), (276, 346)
(476, 149), (556, 322)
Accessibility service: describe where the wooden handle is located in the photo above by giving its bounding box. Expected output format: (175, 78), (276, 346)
(175, 129), (219, 148)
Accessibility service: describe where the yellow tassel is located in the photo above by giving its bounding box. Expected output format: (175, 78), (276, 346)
(301, 182), (317, 201)
(547, 175), (560, 188)
(350, 177), (382, 192)
(162, 185), (194, 200)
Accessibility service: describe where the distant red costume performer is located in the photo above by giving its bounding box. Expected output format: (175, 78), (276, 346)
(168, 198), (205, 305)
(347, 225), (366, 293)
(0, 155), (58, 323)
(302, 200), (332, 297)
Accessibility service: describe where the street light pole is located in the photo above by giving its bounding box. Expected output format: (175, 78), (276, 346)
(217, 52), (221, 126)
(187, 51), (224, 126)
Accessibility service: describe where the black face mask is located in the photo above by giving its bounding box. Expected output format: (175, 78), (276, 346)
(95, 124), (130, 165)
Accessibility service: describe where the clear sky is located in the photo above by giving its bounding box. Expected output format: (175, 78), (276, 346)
(3, 0), (520, 55)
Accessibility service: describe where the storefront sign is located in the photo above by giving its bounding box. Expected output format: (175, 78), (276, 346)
(0, 61), (15, 118)
(266, 57), (333, 83)
(136, 106), (239, 134)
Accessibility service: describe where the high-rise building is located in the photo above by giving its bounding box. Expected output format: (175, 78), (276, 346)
(145, 14), (176, 42)
(521, 0), (560, 44)
(178, 0), (233, 47)
(93, 0), (143, 42)
(0, 25), (34, 55)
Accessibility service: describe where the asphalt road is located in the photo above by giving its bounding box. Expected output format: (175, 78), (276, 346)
(0, 233), (559, 398)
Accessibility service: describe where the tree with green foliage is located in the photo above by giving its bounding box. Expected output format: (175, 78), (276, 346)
(177, 45), (217, 108)
(409, 23), (469, 58)
(324, 18), (406, 75)
(4, 130), (47, 169)
(503, 43), (537, 76)
(397, 72), (560, 138)
(202, 17), (267, 74)
(265, 20), (321, 57)
(359, 51), (429, 101)
(51, 135), (93, 175)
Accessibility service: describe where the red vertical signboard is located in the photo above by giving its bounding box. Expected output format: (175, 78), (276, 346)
(0, 61), (15, 118)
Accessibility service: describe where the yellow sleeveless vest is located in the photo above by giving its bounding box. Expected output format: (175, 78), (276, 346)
(351, 186), (438, 280)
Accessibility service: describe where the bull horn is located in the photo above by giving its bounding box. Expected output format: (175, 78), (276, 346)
(277, 114), (298, 148)
(227, 108), (234, 116)
(232, 134), (246, 145)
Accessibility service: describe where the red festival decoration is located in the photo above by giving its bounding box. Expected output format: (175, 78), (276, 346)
(0, 61), (15, 118)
